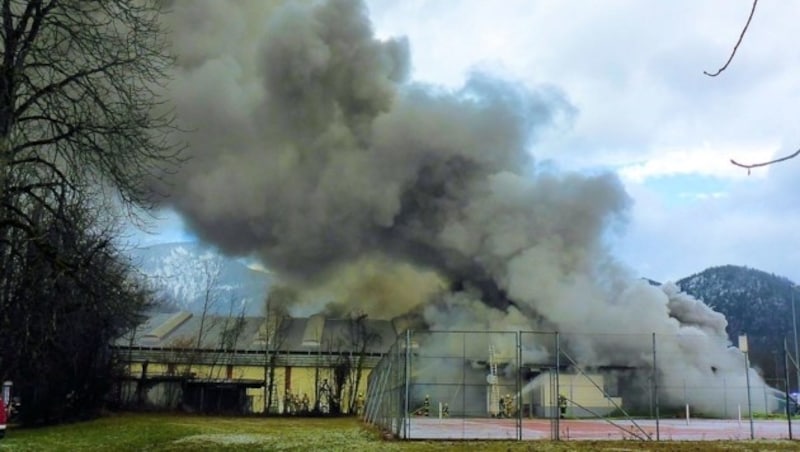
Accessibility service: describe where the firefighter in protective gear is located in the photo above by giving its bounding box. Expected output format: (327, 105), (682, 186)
(284, 391), (291, 414)
(558, 394), (568, 419)
(355, 392), (365, 416)
(504, 394), (513, 418)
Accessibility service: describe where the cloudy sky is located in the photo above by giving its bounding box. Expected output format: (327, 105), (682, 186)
(135, 0), (800, 284)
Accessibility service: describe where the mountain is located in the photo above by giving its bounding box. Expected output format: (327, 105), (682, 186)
(676, 265), (799, 379)
(128, 242), (271, 315)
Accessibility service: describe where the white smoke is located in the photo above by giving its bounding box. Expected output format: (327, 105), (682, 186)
(155, 0), (776, 416)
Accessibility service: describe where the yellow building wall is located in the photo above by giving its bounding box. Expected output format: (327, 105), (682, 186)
(127, 362), (172, 377)
(281, 366), (372, 414)
(561, 374), (621, 409)
(286, 367), (316, 400)
(534, 372), (622, 409)
(125, 356), (373, 414)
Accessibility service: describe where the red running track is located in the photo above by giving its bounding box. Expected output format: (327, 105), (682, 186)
(404, 417), (795, 441)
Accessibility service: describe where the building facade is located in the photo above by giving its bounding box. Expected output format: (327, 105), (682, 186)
(112, 311), (402, 415)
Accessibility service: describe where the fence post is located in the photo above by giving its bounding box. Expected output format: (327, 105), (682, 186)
(462, 332), (467, 440)
(723, 377), (728, 419)
(555, 331), (561, 441)
(682, 377), (688, 427)
(652, 332), (660, 441)
(517, 331), (522, 441)
(784, 337), (793, 440)
(404, 329), (411, 439)
(740, 334), (754, 440)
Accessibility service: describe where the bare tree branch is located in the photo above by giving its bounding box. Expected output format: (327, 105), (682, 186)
(731, 148), (800, 174)
(704, 0), (758, 77)
(1, 0), (183, 211)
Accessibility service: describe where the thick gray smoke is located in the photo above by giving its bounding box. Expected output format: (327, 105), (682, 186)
(158, 0), (775, 416)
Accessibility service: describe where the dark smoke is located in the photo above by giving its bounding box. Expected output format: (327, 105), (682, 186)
(156, 0), (775, 416)
(160, 0), (582, 297)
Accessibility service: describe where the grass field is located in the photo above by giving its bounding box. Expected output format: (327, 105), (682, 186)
(0, 413), (797, 451)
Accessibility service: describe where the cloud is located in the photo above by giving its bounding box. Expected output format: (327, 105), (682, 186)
(368, 1), (800, 174)
(614, 161), (800, 283)
(618, 143), (777, 183)
(123, 209), (197, 247)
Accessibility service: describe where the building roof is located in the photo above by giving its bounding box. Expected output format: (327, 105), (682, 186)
(115, 311), (399, 354)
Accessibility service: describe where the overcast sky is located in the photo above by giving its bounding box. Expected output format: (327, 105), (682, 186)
(134, 0), (800, 284)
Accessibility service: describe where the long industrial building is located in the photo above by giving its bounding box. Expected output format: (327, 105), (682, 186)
(111, 311), (403, 414)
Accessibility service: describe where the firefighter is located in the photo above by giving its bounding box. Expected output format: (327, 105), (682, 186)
(319, 379), (332, 414)
(320, 379), (331, 394)
(504, 394), (513, 418)
(442, 403), (450, 418)
(284, 391), (293, 415)
(292, 393), (301, 415)
(301, 393), (310, 413)
(498, 395), (505, 418)
(422, 394), (430, 416)
(355, 392), (365, 416)
(558, 394), (568, 419)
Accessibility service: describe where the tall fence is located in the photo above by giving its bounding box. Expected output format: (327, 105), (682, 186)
(364, 330), (798, 441)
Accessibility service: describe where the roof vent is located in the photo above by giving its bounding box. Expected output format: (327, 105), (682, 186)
(301, 314), (325, 347)
(142, 311), (192, 342)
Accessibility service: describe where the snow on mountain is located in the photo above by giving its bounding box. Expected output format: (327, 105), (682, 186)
(677, 265), (799, 381)
(128, 242), (271, 315)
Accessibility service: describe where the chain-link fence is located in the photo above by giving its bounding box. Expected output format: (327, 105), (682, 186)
(365, 330), (798, 441)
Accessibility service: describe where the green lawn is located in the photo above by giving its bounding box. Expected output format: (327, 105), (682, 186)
(0, 413), (797, 451)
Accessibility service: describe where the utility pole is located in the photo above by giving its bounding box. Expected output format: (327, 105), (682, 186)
(793, 287), (799, 392)
(784, 338), (793, 440)
(739, 335), (754, 440)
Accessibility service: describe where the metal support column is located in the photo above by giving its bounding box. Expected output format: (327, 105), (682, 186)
(554, 332), (561, 441)
(404, 329), (411, 439)
(793, 289), (800, 392)
(516, 331), (522, 440)
(784, 337), (793, 440)
(740, 334), (754, 440)
(652, 332), (660, 441)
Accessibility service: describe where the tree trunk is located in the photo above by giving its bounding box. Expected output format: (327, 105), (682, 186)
(266, 355), (277, 414)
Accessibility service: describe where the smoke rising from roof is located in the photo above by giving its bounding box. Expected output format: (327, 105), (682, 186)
(157, 0), (775, 416)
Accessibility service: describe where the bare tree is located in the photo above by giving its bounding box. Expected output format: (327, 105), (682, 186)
(164, 335), (198, 378)
(0, 2), (178, 423)
(344, 311), (381, 414)
(209, 296), (247, 380)
(195, 255), (223, 350)
(261, 285), (293, 414)
(321, 310), (382, 415)
(145, 254), (225, 384)
(0, 0), (181, 211)
(0, 177), (154, 424)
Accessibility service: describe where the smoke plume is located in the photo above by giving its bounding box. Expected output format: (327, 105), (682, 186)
(157, 0), (775, 416)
